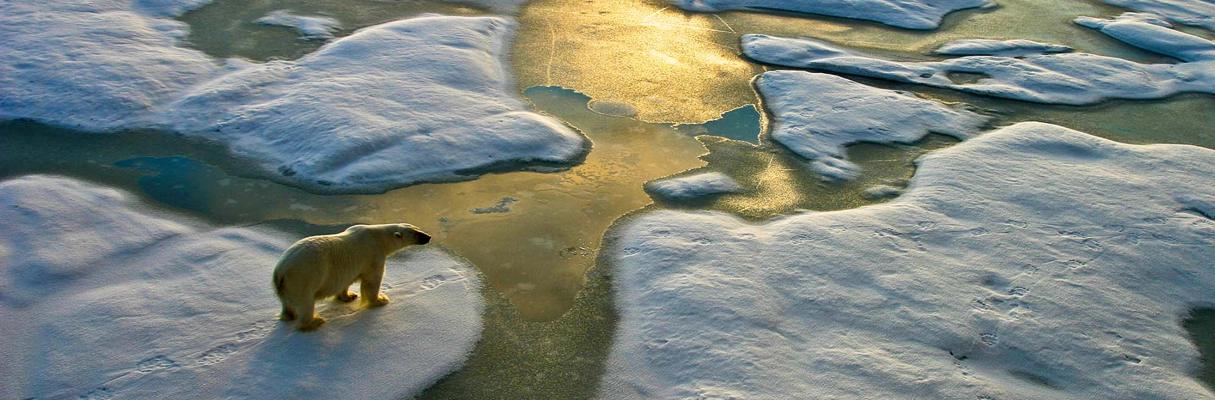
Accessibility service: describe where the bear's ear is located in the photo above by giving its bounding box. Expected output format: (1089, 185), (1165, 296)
(394, 231), (403, 239)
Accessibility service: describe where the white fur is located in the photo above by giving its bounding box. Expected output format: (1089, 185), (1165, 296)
(273, 223), (431, 331)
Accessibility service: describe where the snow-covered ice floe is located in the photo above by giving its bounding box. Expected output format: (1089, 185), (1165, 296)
(0, 176), (485, 399)
(671, 0), (992, 30)
(601, 122), (1215, 399)
(933, 39), (1073, 56)
(645, 172), (744, 201)
(0, 1), (587, 193)
(741, 13), (1215, 105)
(167, 15), (588, 192)
(1103, 0), (1215, 31)
(1074, 12), (1215, 62)
(757, 71), (989, 181)
(256, 10), (342, 39)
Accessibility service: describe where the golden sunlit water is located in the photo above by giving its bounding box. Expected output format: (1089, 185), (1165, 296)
(511, 0), (763, 122)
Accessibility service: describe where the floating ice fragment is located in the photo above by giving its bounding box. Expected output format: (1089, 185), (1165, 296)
(670, 0), (992, 29)
(646, 172), (744, 201)
(255, 10), (342, 40)
(755, 71), (989, 181)
(1102, 0), (1215, 31)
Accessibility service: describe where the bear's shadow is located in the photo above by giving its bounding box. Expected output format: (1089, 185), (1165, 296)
(210, 250), (467, 396)
(232, 296), (398, 391)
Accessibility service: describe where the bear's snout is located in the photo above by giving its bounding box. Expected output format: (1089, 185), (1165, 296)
(415, 231), (432, 245)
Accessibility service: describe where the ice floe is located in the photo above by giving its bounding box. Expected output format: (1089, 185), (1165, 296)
(0, 176), (484, 399)
(757, 71), (989, 181)
(601, 122), (1215, 399)
(741, 15), (1215, 105)
(1075, 13), (1215, 62)
(256, 10), (342, 39)
(167, 16), (588, 192)
(646, 172), (744, 201)
(671, 0), (992, 29)
(1, 2), (587, 193)
(1103, 0), (1215, 31)
(934, 39), (1073, 56)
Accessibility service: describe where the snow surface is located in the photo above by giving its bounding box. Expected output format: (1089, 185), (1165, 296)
(671, 0), (991, 30)
(645, 172), (744, 201)
(601, 122), (1215, 399)
(934, 39), (1073, 56)
(1103, 0), (1215, 31)
(167, 16), (588, 192)
(0, 0), (224, 131)
(757, 71), (989, 181)
(256, 10), (342, 39)
(740, 15), (1215, 105)
(1, 2), (587, 193)
(0, 176), (485, 399)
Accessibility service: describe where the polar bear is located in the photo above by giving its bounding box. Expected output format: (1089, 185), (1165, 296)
(273, 223), (432, 331)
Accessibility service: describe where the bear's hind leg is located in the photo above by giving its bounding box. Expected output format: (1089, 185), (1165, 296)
(280, 305), (297, 321)
(294, 301), (326, 331)
(335, 289), (358, 303)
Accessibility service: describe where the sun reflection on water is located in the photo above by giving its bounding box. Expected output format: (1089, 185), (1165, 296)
(512, 0), (763, 123)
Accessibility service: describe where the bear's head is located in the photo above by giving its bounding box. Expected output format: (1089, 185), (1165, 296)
(348, 223), (432, 252)
(390, 223), (432, 246)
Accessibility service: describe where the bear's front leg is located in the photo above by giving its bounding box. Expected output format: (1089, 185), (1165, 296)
(295, 301), (326, 331)
(335, 289), (358, 303)
(361, 262), (390, 307)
